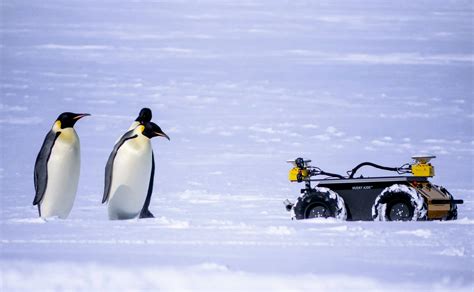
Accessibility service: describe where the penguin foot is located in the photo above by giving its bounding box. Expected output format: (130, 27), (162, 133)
(139, 209), (155, 219)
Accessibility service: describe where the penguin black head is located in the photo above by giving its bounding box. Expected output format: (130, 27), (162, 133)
(142, 121), (170, 140)
(135, 108), (152, 123)
(55, 112), (91, 129)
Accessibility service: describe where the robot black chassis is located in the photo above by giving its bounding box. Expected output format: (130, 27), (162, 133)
(285, 156), (463, 221)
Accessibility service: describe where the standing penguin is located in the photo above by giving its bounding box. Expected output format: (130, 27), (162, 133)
(33, 112), (90, 218)
(103, 121), (169, 220)
(115, 107), (155, 218)
(128, 108), (154, 218)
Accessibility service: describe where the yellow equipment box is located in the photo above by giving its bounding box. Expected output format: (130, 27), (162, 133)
(411, 163), (435, 177)
(289, 167), (309, 182)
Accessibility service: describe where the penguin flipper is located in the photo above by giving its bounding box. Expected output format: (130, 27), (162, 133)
(33, 130), (60, 207)
(139, 151), (155, 219)
(102, 130), (138, 204)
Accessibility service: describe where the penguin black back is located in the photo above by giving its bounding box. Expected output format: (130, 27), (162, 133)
(33, 131), (60, 207)
(102, 130), (139, 204)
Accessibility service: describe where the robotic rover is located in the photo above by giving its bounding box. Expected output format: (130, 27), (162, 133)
(284, 155), (462, 221)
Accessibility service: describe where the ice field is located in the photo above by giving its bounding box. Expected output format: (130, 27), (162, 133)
(1, 0), (473, 290)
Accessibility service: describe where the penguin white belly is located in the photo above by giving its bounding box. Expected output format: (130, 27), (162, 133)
(108, 139), (152, 220)
(40, 129), (80, 219)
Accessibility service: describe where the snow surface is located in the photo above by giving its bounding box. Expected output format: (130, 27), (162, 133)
(1, 0), (473, 291)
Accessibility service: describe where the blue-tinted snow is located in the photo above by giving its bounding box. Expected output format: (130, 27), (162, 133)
(1, 0), (473, 290)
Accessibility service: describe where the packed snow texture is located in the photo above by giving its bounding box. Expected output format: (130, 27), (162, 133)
(1, 0), (473, 291)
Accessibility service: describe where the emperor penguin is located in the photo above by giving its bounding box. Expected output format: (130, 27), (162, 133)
(103, 121), (169, 220)
(128, 107), (155, 218)
(33, 112), (90, 219)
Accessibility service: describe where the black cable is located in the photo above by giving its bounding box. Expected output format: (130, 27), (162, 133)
(397, 163), (412, 174)
(309, 167), (346, 179)
(319, 171), (346, 179)
(305, 162), (411, 180)
(348, 162), (408, 178)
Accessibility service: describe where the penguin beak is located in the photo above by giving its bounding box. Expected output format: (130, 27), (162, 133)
(73, 113), (91, 120)
(155, 131), (170, 141)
